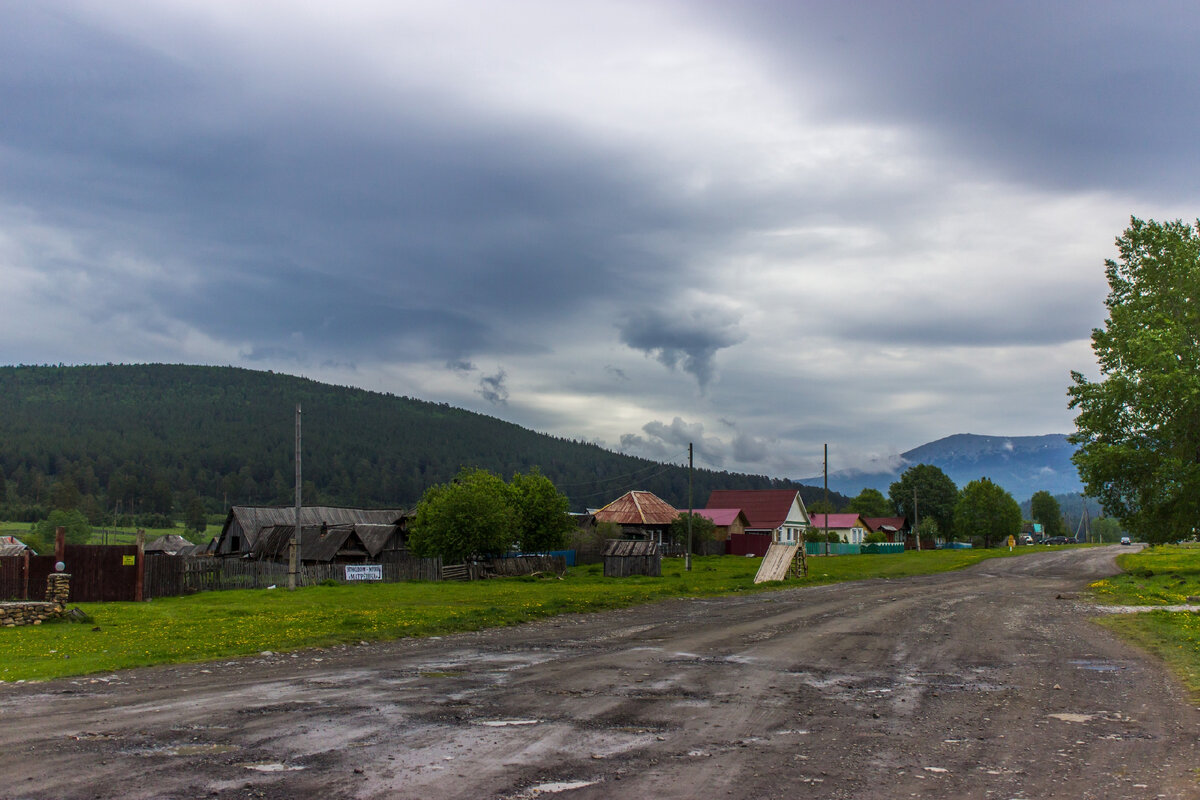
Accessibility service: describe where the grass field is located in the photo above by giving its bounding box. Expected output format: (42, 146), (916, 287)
(1088, 544), (1200, 697)
(0, 548), (1027, 683)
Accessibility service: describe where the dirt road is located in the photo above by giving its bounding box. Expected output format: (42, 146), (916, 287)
(1, 546), (1196, 799)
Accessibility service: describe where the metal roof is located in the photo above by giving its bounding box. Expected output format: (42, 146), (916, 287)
(224, 506), (406, 549)
(695, 508), (746, 527)
(809, 514), (865, 529)
(593, 491), (678, 526)
(705, 490), (803, 531)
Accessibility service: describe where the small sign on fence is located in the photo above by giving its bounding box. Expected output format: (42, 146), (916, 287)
(122, 555), (136, 566)
(344, 564), (383, 581)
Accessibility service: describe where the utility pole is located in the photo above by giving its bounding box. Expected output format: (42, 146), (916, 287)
(289, 403), (302, 591)
(913, 488), (919, 550)
(823, 444), (830, 556)
(685, 443), (693, 572)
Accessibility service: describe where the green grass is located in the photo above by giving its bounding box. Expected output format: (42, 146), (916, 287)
(1087, 544), (1200, 697)
(0, 548), (1028, 682)
(0, 521), (218, 548)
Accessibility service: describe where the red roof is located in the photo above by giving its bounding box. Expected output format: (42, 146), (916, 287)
(809, 513), (865, 529)
(695, 508), (745, 527)
(864, 516), (906, 532)
(705, 490), (802, 531)
(593, 491), (678, 526)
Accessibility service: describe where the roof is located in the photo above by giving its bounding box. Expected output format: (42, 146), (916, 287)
(864, 516), (907, 532)
(253, 524), (372, 562)
(593, 491), (678, 526)
(705, 490), (804, 531)
(696, 508), (746, 527)
(809, 513), (865, 529)
(0, 535), (30, 556)
(603, 540), (661, 557)
(223, 506), (407, 550)
(145, 534), (194, 554)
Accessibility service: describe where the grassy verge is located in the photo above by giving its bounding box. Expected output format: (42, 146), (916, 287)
(1088, 544), (1200, 697)
(3, 547), (1027, 682)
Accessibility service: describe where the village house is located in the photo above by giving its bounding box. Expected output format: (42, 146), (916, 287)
(694, 508), (748, 544)
(214, 506), (407, 557)
(864, 516), (910, 547)
(809, 513), (869, 545)
(591, 491), (678, 545)
(705, 490), (811, 557)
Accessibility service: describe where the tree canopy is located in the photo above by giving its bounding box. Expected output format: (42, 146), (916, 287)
(669, 512), (717, 552)
(847, 487), (893, 518)
(889, 464), (958, 538)
(953, 478), (1022, 548)
(1028, 490), (1066, 538)
(1069, 217), (1200, 544)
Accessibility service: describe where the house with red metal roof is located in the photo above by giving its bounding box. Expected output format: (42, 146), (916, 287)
(864, 516), (909, 546)
(705, 489), (811, 556)
(808, 513), (869, 545)
(694, 508), (748, 544)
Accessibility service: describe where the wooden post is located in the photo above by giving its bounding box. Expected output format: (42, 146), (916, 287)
(135, 529), (145, 602)
(55, 526), (66, 565)
(22, 549), (30, 600)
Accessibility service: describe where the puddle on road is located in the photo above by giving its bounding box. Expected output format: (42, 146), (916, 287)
(239, 761), (306, 772)
(1069, 659), (1120, 672)
(1048, 713), (1095, 723)
(477, 719), (540, 727)
(509, 779), (601, 797)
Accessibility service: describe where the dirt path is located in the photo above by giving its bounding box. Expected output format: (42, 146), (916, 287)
(0, 546), (1196, 799)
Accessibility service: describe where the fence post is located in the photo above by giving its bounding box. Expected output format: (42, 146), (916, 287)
(22, 549), (30, 600)
(135, 529), (145, 602)
(55, 526), (65, 565)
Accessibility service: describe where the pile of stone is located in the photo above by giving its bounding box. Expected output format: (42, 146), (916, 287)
(0, 573), (71, 627)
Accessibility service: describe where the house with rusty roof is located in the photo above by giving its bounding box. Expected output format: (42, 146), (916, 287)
(705, 489), (811, 556)
(214, 506), (407, 557)
(592, 490), (678, 544)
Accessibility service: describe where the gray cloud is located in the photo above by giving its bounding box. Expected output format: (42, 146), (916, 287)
(477, 370), (509, 406)
(618, 308), (745, 389)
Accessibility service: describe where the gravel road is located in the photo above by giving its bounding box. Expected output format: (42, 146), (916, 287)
(0, 546), (1196, 799)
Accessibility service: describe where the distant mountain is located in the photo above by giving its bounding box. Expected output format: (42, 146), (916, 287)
(803, 433), (1082, 502)
(0, 364), (846, 519)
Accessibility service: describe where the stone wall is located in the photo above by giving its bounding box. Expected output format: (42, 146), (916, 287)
(0, 573), (71, 627)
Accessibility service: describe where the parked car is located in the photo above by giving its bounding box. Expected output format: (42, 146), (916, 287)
(1044, 536), (1069, 545)
(1120, 536), (1132, 545)
(1020, 534), (1034, 545)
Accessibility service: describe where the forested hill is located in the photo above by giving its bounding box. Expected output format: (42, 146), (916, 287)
(0, 364), (843, 520)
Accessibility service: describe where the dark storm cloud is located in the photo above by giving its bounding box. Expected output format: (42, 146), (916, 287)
(618, 307), (746, 389)
(702, 1), (1200, 199)
(0, 6), (698, 365)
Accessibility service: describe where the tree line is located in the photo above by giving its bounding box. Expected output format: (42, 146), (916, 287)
(0, 364), (847, 528)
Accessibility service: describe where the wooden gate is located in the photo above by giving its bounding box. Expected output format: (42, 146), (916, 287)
(0, 546), (140, 602)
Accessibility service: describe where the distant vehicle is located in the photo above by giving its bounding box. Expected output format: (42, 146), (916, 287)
(1120, 536), (1132, 545)
(1020, 534), (1034, 545)
(1044, 536), (1070, 545)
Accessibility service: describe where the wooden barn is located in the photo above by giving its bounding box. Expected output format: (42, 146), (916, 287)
(603, 539), (662, 577)
(592, 491), (678, 544)
(214, 506), (407, 557)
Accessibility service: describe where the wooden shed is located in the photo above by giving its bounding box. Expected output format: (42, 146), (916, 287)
(603, 540), (661, 578)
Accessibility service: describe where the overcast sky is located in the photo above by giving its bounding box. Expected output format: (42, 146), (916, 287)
(3, 1), (1198, 478)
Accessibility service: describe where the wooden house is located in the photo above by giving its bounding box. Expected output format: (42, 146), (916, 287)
(144, 534), (195, 555)
(864, 516), (910, 546)
(251, 523), (390, 564)
(592, 491), (678, 545)
(694, 508), (748, 543)
(603, 539), (662, 577)
(214, 506), (407, 557)
(706, 490), (811, 556)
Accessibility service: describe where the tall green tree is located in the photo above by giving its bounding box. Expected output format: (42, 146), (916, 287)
(847, 487), (893, 518)
(1069, 217), (1200, 544)
(669, 512), (717, 553)
(889, 465), (958, 538)
(1028, 490), (1066, 538)
(34, 509), (92, 545)
(954, 478), (1022, 548)
(509, 468), (574, 552)
(408, 468), (519, 562)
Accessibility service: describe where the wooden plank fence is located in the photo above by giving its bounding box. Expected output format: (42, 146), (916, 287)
(143, 555), (444, 598)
